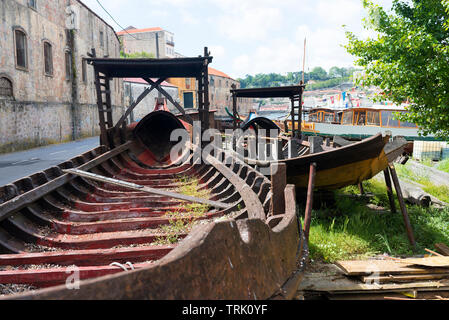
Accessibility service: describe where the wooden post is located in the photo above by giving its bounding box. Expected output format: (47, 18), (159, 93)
(232, 92), (237, 130)
(388, 164), (417, 248)
(383, 169), (397, 213)
(270, 163), (287, 216)
(358, 182), (365, 195)
(303, 162), (317, 240)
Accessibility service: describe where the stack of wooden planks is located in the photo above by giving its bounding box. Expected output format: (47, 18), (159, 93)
(298, 255), (449, 300)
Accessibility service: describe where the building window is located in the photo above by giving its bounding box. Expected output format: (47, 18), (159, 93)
(43, 41), (53, 76)
(81, 57), (87, 83)
(65, 50), (72, 80)
(185, 78), (191, 89)
(100, 31), (104, 48)
(28, 0), (36, 9)
(14, 29), (28, 70)
(0, 77), (13, 97)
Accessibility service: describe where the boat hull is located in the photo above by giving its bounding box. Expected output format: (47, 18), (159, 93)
(281, 133), (389, 190)
(0, 111), (307, 300)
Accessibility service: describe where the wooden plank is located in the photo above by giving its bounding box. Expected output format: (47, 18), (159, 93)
(360, 273), (449, 284)
(0, 142), (133, 223)
(399, 257), (449, 268)
(335, 260), (449, 276)
(298, 272), (449, 293)
(63, 168), (231, 210)
(436, 243), (449, 256)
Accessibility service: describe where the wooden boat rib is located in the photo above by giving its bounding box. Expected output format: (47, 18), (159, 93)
(0, 54), (307, 299)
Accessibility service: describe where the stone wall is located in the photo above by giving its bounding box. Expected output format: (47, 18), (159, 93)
(209, 75), (252, 117)
(0, 0), (123, 153)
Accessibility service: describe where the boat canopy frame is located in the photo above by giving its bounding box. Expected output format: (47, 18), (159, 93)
(86, 47), (213, 147)
(230, 85), (305, 137)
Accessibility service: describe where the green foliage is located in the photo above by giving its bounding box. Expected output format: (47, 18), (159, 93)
(306, 179), (449, 263)
(345, 0), (449, 139)
(306, 77), (352, 91)
(237, 67), (358, 89)
(120, 51), (155, 59)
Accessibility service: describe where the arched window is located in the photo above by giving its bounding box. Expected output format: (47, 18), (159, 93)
(14, 29), (28, 70)
(0, 77), (13, 97)
(43, 41), (53, 76)
(65, 50), (72, 80)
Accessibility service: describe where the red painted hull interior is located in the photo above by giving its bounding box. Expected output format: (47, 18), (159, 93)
(0, 111), (267, 296)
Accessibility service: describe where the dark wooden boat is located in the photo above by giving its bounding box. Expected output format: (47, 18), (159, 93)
(0, 53), (307, 300)
(231, 86), (408, 190)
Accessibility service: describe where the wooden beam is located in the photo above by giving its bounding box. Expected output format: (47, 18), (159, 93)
(113, 78), (165, 131)
(0, 142), (133, 223)
(63, 168), (231, 210)
(143, 78), (193, 124)
(303, 162), (317, 240)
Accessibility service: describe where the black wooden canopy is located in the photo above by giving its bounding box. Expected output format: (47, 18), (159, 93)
(230, 85), (304, 99)
(86, 57), (213, 79)
(230, 85), (305, 137)
(87, 48), (212, 147)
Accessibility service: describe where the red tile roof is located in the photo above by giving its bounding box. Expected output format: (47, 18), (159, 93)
(117, 27), (163, 36)
(123, 78), (177, 87)
(208, 67), (233, 80)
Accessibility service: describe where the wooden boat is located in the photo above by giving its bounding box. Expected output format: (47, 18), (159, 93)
(0, 54), (307, 300)
(231, 86), (409, 190)
(280, 105), (439, 142)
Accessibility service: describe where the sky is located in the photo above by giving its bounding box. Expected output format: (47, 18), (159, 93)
(82, 0), (394, 79)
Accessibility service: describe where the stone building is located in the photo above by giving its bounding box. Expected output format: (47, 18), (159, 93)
(117, 26), (175, 58)
(0, 0), (123, 153)
(123, 78), (179, 121)
(208, 67), (252, 117)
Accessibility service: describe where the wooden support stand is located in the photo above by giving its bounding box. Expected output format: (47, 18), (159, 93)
(383, 169), (397, 213)
(388, 164), (417, 249)
(303, 162), (317, 240)
(358, 182), (365, 196)
(270, 163), (287, 216)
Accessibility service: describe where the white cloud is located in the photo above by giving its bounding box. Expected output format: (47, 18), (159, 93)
(209, 45), (226, 59)
(217, 6), (283, 41)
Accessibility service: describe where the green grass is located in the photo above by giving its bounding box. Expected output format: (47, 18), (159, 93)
(152, 176), (211, 245)
(394, 162), (449, 203)
(305, 179), (449, 263)
(436, 159), (449, 174)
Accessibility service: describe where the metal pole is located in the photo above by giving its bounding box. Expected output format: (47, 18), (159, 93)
(303, 162), (317, 240)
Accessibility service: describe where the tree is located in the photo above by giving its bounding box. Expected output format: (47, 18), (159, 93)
(120, 51), (155, 59)
(345, 0), (449, 138)
(309, 67), (328, 81)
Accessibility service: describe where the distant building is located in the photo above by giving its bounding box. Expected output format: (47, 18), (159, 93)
(166, 77), (197, 110)
(117, 27), (175, 58)
(0, 0), (123, 153)
(123, 78), (179, 121)
(208, 67), (252, 117)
